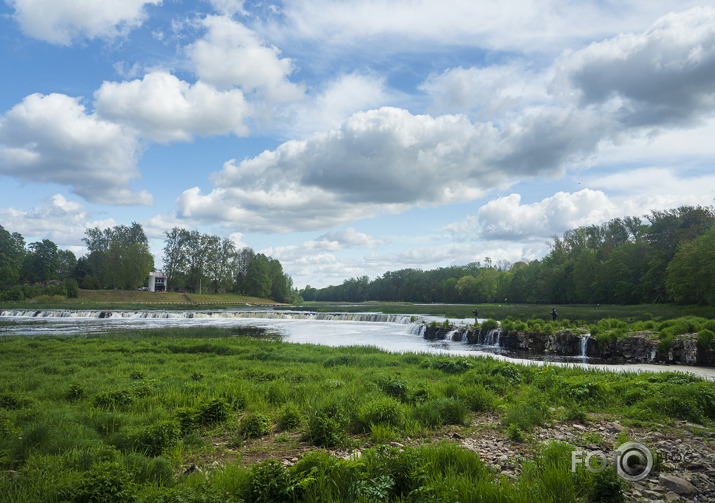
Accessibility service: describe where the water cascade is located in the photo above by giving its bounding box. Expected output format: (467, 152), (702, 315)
(0, 309), (415, 324)
(580, 334), (591, 359)
(483, 328), (501, 347)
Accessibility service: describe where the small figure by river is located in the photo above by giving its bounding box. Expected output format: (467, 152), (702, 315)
(473, 307), (478, 323)
(551, 308), (558, 321)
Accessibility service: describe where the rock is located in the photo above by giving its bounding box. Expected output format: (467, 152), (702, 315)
(659, 474), (697, 496)
(390, 442), (404, 448)
(607, 422), (625, 433)
(665, 491), (681, 502)
(572, 424), (585, 431)
(451, 433), (463, 439)
(183, 463), (202, 476)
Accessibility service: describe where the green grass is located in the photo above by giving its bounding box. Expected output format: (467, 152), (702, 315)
(0, 327), (713, 502)
(0, 289), (283, 310)
(291, 301), (715, 322)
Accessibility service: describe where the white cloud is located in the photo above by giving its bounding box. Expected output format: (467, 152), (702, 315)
(555, 6), (715, 128)
(421, 64), (551, 117)
(94, 71), (250, 142)
(187, 15), (303, 103)
(208, 0), (246, 16)
(268, 1), (705, 54)
(475, 190), (617, 241)
(0, 93), (152, 206)
(286, 72), (394, 136)
(7, 0), (162, 45)
(0, 194), (115, 248)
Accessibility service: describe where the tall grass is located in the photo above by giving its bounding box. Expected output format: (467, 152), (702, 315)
(0, 326), (712, 501)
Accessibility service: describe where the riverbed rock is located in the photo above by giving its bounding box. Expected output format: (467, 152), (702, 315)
(659, 474), (697, 496)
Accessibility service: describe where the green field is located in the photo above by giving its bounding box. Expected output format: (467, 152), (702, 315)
(0, 289), (283, 311)
(1, 326), (713, 502)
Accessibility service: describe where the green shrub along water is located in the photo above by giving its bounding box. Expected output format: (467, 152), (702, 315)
(0, 327), (713, 502)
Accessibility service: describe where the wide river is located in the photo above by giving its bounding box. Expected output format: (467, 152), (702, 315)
(2, 308), (714, 380)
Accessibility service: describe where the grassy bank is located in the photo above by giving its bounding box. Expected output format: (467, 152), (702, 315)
(0, 289), (282, 311)
(1, 327), (713, 502)
(292, 301), (715, 323)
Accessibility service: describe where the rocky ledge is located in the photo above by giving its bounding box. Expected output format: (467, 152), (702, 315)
(422, 325), (715, 367)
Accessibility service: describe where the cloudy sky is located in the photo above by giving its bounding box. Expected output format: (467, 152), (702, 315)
(1, 1), (715, 289)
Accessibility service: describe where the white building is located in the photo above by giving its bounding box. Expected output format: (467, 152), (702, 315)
(148, 271), (166, 292)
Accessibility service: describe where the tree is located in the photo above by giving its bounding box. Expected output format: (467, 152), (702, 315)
(666, 224), (715, 305)
(0, 225), (25, 284)
(22, 239), (60, 283)
(244, 254), (271, 298)
(163, 228), (190, 291)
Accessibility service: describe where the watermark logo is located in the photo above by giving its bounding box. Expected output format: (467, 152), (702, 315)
(572, 442), (654, 482)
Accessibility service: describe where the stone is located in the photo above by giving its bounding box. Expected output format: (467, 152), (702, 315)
(665, 491), (681, 502)
(659, 474), (697, 496)
(607, 422), (625, 433)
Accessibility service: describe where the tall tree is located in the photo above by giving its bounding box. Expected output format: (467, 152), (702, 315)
(0, 225), (25, 284)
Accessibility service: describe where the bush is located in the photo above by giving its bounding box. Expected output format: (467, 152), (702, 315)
(64, 278), (79, 298)
(58, 461), (137, 503)
(246, 460), (291, 503)
(240, 413), (271, 438)
(195, 398), (229, 425)
(480, 319), (499, 332)
(355, 397), (405, 433)
(307, 404), (347, 447)
(277, 404), (302, 431)
(413, 398), (468, 428)
(93, 389), (134, 410)
(128, 421), (180, 457)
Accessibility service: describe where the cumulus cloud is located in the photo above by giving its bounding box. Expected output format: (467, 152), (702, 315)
(0, 93), (152, 206)
(556, 6), (715, 128)
(94, 71), (250, 142)
(177, 107), (509, 231)
(268, 1), (704, 54)
(421, 64), (550, 117)
(187, 15), (303, 103)
(7, 0), (161, 45)
(0, 194), (114, 248)
(286, 72), (395, 136)
(475, 190), (617, 240)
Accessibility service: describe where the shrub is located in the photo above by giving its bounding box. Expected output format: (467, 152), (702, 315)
(246, 460), (291, 503)
(698, 329), (715, 349)
(128, 421), (180, 457)
(124, 453), (174, 486)
(307, 404), (347, 447)
(588, 466), (626, 503)
(481, 319), (499, 332)
(379, 377), (411, 401)
(355, 397), (405, 433)
(93, 390), (134, 410)
(501, 393), (548, 432)
(240, 413), (271, 438)
(195, 398), (229, 425)
(413, 398), (468, 428)
(64, 278), (79, 298)
(277, 404), (302, 431)
(58, 461), (137, 503)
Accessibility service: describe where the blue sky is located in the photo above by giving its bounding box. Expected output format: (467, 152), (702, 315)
(1, 1), (715, 289)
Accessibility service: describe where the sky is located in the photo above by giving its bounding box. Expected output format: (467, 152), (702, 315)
(1, 1), (715, 289)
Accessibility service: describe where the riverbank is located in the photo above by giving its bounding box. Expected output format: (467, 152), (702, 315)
(1, 327), (713, 502)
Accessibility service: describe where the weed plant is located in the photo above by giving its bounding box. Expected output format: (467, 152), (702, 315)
(0, 326), (713, 501)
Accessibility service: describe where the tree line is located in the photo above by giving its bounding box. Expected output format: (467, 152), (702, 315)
(161, 228), (296, 302)
(0, 223), (296, 303)
(301, 205), (715, 306)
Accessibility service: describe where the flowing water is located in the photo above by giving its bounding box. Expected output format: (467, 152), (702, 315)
(2, 308), (714, 380)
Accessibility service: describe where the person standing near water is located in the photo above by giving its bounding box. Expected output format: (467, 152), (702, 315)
(551, 308), (558, 321)
(473, 307), (479, 323)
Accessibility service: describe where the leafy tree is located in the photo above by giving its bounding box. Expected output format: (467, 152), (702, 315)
(0, 225), (25, 284)
(244, 254), (271, 298)
(666, 223), (715, 305)
(22, 239), (60, 283)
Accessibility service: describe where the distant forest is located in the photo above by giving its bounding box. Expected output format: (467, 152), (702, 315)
(0, 224), (296, 303)
(301, 206), (715, 306)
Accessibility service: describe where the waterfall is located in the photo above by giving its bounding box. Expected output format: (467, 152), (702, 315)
(0, 309), (416, 325)
(483, 328), (501, 347)
(580, 334), (591, 358)
(446, 329), (459, 341)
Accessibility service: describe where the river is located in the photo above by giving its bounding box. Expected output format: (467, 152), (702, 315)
(2, 308), (714, 380)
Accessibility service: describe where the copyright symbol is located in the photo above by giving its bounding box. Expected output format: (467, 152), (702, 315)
(616, 442), (653, 482)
